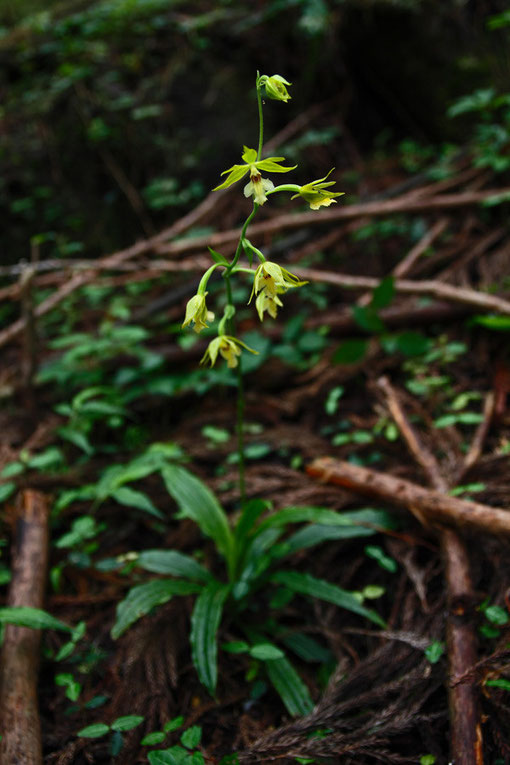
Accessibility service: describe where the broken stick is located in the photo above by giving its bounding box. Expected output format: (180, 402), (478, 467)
(0, 490), (50, 765)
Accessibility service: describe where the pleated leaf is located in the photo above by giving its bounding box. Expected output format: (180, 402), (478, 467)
(271, 571), (386, 627)
(190, 580), (230, 695)
(0, 606), (71, 632)
(162, 464), (233, 564)
(263, 654), (314, 717)
(137, 550), (211, 582)
(112, 579), (200, 639)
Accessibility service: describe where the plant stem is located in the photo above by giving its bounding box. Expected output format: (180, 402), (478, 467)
(228, 205), (257, 271)
(236, 358), (246, 506)
(256, 77), (264, 161)
(225, 75), (266, 507)
(223, 272), (246, 505)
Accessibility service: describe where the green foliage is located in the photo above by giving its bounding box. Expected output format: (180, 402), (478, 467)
(0, 606), (71, 632)
(112, 463), (392, 711)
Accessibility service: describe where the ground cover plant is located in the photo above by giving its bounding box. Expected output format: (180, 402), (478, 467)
(1, 3), (510, 764)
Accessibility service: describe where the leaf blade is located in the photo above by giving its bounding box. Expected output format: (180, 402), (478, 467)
(190, 580), (230, 695)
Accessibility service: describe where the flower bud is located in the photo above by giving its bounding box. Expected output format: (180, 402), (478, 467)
(263, 75), (291, 103)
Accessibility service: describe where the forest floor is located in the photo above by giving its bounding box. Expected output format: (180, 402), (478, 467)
(1, 143), (510, 765)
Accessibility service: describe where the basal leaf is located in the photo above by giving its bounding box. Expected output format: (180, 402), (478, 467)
(137, 550), (211, 582)
(190, 581), (230, 695)
(0, 606), (71, 632)
(111, 487), (164, 519)
(112, 579), (200, 639)
(263, 654), (314, 717)
(271, 571), (386, 627)
(162, 464), (233, 565)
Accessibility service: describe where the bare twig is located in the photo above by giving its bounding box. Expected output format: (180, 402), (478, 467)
(0, 490), (50, 765)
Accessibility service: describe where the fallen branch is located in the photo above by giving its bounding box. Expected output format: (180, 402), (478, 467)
(297, 267), (510, 316)
(375, 376), (481, 765)
(0, 490), (50, 765)
(305, 457), (510, 538)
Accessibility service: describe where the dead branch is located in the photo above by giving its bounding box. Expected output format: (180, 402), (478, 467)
(154, 186), (510, 257)
(375, 376), (481, 765)
(306, 457), (510, 538)
(0, 490), (50, 765)
(297, 267), (510, 315)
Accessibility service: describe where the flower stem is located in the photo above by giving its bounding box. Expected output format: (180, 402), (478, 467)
(256, 75), (264, 161)
(223, 271), (246, 505)
(228, 205), (257, 271)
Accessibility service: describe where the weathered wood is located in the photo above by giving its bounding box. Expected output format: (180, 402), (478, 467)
(0, 490), (50, 765)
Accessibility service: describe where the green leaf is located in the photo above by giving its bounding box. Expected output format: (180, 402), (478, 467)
(393, 331), (430, 356)
(250, 643), (285, 660)
(112, 579), (200, 639)
(280, 632), (332, 663)
(257, 506), (393, 533)
(364, 545), (398, 573)
(424, 641), (445, 664)
(111, 487), (164, 519)
(180, 725), (202, 749)
(208, 247), (230, 266)
(162, 464), (233, 565)
(148, 747), (188, 765)
(233, 528), (283, 599)
(486, 678), (510, 691)
(484, 605), (509, 626)
(190, 581), (229, 695)
(325, 385), (344, 415)
(332, 339), (368, 364)
(0, 482), (16, 502)
(471, 314), (510, 331)
(141, 732), (166, 745)
(163, 716), (184, 733)
(282, 523), (375, 555)
(0, 606), (71, 632)
(137, 550), (211, 582)
(77, 723), (110, 738)
(111, 715), (144, 732)
(270, 571), (386, 627)
(264, 655), (314, 717)
(222, 641), (250, 654)
(234, 499), (271, 546)
(370, 276), (394, 310)
(352, 305), (385, 334)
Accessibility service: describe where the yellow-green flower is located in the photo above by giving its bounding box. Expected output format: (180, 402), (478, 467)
(251, 261), (307, 300)
(200, 335), (258, 369)
(262, 74), (291, 103)
(291, 170), (344, 210)
(255, 290), (283, 321)
(213, 147), (296, 194)
(182, 293), (214, 333)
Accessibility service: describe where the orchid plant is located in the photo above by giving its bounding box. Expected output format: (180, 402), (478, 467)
(181, 72), (343, 499)
(111, 77), (391, 717)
